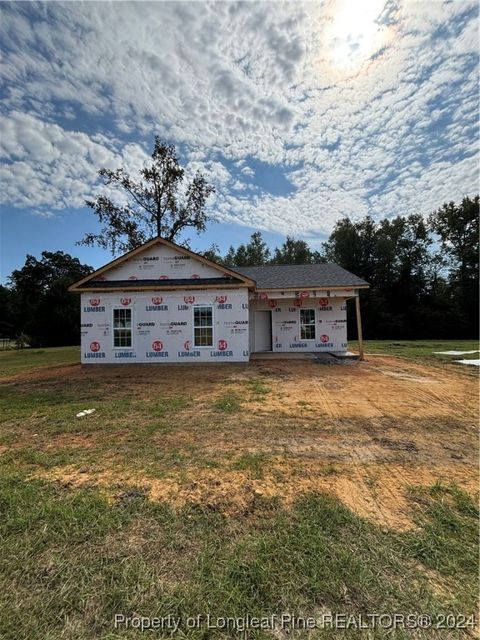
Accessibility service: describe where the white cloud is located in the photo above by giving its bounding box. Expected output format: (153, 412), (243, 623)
(0, 111), (150, 211)
(0, 0), (478, 237)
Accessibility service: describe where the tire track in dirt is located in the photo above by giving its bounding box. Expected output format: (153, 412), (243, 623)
(309, 380), (339, 418)
(400, 379), (476, 420)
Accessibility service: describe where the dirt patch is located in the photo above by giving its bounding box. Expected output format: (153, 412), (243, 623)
(43, 433), (97, 450)
(6, 355), (479, 530)
(35, 457), (477, 532)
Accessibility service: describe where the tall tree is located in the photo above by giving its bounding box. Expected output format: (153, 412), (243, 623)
(245, 232), (271, 265)
(272, 236), (316, 264)
(429, 195), (479, 334)
(0, 286), (15, 339)
(223, 232), (270, 266)
(322, 218), (364, 274)
(223, 246), (237, 268)
(199, 243), (223, 263)
(8, 252), (92, 346)
(429, 196), (479, 280)
(79, 137), (215, 254)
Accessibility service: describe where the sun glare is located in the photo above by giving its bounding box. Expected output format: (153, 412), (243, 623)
(323, 0), (390, 75)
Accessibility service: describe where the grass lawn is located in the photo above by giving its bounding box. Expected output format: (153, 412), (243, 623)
(350, 339), (479, 365)
(0, 344), (478, 639)
(0, 345), (80, 376)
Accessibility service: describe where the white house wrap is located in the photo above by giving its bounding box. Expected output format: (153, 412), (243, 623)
(70, 237), (369, 363)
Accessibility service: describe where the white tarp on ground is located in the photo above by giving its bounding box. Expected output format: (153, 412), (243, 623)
(454, 359), (480, 366)
(433, 350), (479, 355)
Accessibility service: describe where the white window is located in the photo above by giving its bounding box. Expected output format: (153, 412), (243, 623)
(113, 308), (132, 347)
(300, 308), (316, 340)
(194, 306), (213, 347)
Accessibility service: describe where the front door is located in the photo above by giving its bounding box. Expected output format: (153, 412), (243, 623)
(254, 310), (272, 352)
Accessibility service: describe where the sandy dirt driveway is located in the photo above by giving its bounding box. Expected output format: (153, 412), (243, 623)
(229, 355), (478, 528)
(4, 354), (478, 530)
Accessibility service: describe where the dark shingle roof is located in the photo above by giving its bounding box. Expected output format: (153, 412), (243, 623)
(234, 264), (368, 290)
(82, 277), (242, 290)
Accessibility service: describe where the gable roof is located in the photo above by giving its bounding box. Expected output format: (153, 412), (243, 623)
(68, 236), (255, 292)
(235, 264), (369, 290)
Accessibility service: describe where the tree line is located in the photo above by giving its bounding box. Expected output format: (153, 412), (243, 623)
(203, 196), (478, 340)
(1, 195), (477, 346)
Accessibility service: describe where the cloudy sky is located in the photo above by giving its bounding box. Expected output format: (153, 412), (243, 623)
(1, 0), (478, 279)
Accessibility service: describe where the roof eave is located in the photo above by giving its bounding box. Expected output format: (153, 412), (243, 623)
(72, 282), (252, 293)
(253, 284), (369, 292)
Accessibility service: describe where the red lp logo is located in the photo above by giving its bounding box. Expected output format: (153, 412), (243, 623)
(184, 340), (191, 351)
(152, 340), (163, 352)
(191, 274), (200, 279)
(293, 299), (302, 307)
(299, 291), (310, 299)
(121, 298), (131, 306)
(152, 296), (163, 305)
(89, 298), (100, 307)
(90, 341), (100, 352)
(184, 296), (195, 304)
(259, 292), (269, 300)
(318, 298), (329, 307)
(128, 275), (138, 280)
(268, 299), (277, 308)
(320, 334), (329, 343)
(216, 295), (227, 304)
(218, 340), (228, 351)
(159, 275), (169, 280)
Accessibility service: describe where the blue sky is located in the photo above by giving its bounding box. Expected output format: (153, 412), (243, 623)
(1, 0), (478, 282)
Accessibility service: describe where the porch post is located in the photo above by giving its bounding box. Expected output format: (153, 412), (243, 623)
(355, 294), (364, 361)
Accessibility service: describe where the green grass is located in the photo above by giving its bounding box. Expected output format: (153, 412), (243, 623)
(0, 345), (80, 376)
(244, 377), (271, 397)
(0, 473), (477, 640)
(231, 452), (270, 479)
(214, 392), (241, 413)
(350, 340), (479, 364)
(147, 396), (191, 418)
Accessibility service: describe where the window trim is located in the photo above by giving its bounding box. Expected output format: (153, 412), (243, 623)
(112, 307), (134, 349)
(299, 307), (316, 341)
(192, 304), (214, 348)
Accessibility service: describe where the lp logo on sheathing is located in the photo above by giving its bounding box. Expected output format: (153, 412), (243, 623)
(90, 341), (101, 352)
(152, 340), (163, 352)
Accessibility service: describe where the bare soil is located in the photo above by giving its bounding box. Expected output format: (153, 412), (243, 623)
(14, 355), (477, 531)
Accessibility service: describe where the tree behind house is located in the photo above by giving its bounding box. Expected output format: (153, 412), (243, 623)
(223, 232), (271, 266)
(429, 195), (479, 335)
(79, 137), (215, 255)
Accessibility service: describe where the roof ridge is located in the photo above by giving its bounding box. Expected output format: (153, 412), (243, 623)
(236, 263), (336, 268)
